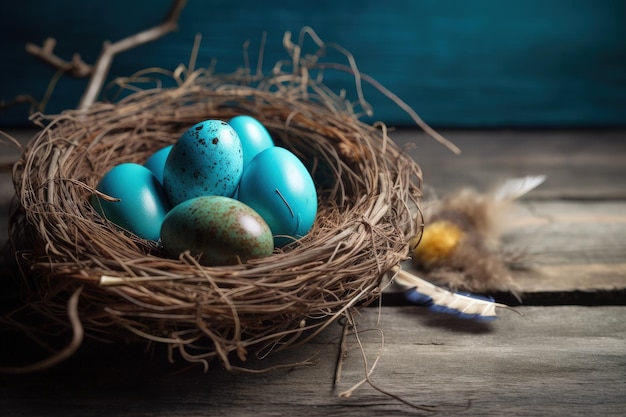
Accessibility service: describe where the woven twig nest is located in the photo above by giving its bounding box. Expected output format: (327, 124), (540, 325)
(9, 38), (424, 371)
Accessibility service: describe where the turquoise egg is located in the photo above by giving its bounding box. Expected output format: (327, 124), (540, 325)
(144, 145), (172, 184)
(228, 115), (275, 169)
(163, 120), (243, 206)
(237, 147), (317, 247)
(91, 163), (170, 241)
(160, 196), (274, 266)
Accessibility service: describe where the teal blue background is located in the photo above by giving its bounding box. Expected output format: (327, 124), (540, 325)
(1, 0), (624, 127)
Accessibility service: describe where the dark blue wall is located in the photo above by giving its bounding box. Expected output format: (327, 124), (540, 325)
(1, 0), (624, 127)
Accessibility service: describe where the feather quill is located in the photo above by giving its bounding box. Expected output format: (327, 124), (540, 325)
(391, 266), (507, 321)
(492, 175), (547, 202)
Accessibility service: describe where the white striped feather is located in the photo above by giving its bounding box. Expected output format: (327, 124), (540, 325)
(391, 266), (508, 320)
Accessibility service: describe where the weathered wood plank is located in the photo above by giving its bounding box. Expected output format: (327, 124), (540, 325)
(4, 128), (626, 199)
(393, 129), (626, 294)
(1, 306), (624, 416)
(503, 201), (626, 292)
(0, 129), (624, 415)
(396, 199), (626, 294)
(399, 128), (626, 200)
(2, 129), (626, 295)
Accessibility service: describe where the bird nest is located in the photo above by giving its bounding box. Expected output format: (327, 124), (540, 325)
(7, 36), (425, 372)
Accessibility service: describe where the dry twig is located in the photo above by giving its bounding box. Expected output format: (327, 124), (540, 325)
(79, 0), (188, 109)
(25, 38), (92, 78)
(22, 0), (188, 110)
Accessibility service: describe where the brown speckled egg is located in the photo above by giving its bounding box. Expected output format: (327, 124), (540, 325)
(160, 196), (273, 266)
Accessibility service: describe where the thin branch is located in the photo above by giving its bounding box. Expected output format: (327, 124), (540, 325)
(317, 62), (462, 155)
(79, 0), (188, 109)
(25, 37), (92, 78)
(333, 318), (351, 386)
(0, 94), (39, 112)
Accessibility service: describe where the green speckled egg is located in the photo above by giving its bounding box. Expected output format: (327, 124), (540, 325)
(160, 196), (273, 266)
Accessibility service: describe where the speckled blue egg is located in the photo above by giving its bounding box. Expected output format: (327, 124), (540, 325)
(144, 145), (172, 184)
(163, 120), (243, 206)
(237, 147), (317, 247)
(228, 115), (275, 169)
(160, 196), (274, 266)
(91, 163), (170, 241)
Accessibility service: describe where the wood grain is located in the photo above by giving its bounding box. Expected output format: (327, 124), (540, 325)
(2, 128), (625, 294)
(0, 128), (624, 416)
(1, 306), (624, 416)
(397, 128), (626, 294)
(400, 128), (626, 199)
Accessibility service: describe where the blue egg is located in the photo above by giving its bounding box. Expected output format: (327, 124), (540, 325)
(91, 163), (170, 241)
(144, 145), (172, 184)
(163, 120), (243, 206)
(237, 147), (317, 246)
(228, 115), (274, 169)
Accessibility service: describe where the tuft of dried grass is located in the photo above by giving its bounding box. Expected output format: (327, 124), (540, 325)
(7, 29), (426, 372)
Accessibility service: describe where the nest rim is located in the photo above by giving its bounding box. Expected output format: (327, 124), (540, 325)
(8, 44), (425, 372)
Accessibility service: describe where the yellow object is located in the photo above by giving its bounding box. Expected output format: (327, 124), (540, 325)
(412, 221), (464, 266)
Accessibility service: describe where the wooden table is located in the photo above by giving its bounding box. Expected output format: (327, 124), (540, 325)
(1, 128), (625, 416)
